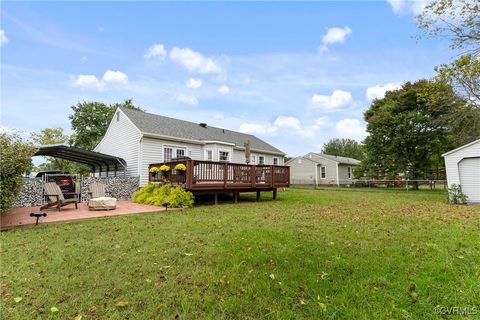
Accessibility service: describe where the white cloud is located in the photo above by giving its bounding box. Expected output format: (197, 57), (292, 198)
(213, 113), (224, 120)
(217, 85), (230, 94)
(186, 78), (202, 89)
(319, 26), (352, 53)
(312, 116), (332, 130)
(175, 94), (198, 106)
(144, 44), (167, 60)
(73, 75), (104, 90)
(169, 47), (222, 74)
(239, 123), (277, 135)
(0, 29), (9, 46)
(386, 0), (427, 15)
(273, 116), (301, 130)
(72, 70), (128, 90)
(366, 82), (402, 100)
(102, 70), (128, 84)
(311, 90), (353, 110)
(335, 118), (367, 140)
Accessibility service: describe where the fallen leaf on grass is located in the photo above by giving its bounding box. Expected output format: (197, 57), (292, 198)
(74, 316), (83, 320)
(184, 253), (193, 256)
(300, 299), (307, 305)
(269, 274), (275, 280)
(318, 302), (327, 312)
(50, 306), (59, 313)
(13, 297), (23, 303)
(116, 301), (129, 307)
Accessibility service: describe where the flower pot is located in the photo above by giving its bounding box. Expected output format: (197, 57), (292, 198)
(177, 170), (185, 176)
(151, 172), (157, 179)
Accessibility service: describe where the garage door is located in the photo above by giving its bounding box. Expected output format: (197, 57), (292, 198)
(459, 157), (480, 203)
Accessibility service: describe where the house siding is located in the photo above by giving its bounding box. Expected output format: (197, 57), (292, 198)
(444, 140), (480, 203)
(140, 137), (203, 185)
(94, 109), (141, 177)
(286, 157), (318, 184)
(306, 154), (338, 185)
(338, 164), (354, 184)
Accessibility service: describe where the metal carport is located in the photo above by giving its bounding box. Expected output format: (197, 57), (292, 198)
(34, 144), (127, 177)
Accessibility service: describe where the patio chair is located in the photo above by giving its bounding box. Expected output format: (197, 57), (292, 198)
(89, 181), (109, 198)
(40, 182), (78, 211)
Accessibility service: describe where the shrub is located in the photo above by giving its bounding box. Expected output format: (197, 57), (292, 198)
(448, 184), (468, 204)
(0, 133), (37, 212)
(133, 183), (194, 208)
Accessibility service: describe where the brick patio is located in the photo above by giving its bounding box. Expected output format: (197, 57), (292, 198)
(0, 201), (171, 230)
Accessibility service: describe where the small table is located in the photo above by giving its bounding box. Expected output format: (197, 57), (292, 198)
(88, 197), (117, 211)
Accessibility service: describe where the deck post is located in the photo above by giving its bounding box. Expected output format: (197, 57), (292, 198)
(234, 192), (238, 203)
(214, 193), (218, 205)
(256, 191), (260, 201)
(273, 189), (277, 200)
(270, 165), (274, 188)
(251, 166), (256, 188)
(224, 163), (228, 188)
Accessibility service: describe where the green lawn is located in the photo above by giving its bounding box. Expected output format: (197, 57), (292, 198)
(1, 188), (479, 319)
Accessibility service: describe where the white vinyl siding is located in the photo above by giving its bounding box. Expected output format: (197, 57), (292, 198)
(94, 109), (142, 177)
(140, 138), (202, 185)
(444, 140), (480, 203)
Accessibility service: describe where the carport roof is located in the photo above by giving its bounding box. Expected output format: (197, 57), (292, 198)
(34, 144), (127, 172)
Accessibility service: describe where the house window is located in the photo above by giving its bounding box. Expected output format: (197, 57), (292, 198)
(348, 167), (352, 179)
(219, 151), (230, 162)
(251, 155), (256, 164)
(176, 148), (185, 158)
(321, 166), (326, 179)
(258, 156), (265, 165)
(164, 147), (173, 162)
(273, 157), (278, 165)
(205, 149), (213, 161)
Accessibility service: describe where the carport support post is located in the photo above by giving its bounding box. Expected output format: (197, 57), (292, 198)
(256, 191), (260, 201)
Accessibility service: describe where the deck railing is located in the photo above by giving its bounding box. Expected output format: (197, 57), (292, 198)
(149, 160), (290, 190)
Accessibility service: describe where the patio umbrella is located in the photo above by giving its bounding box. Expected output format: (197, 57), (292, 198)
(244, 140), (251, 164)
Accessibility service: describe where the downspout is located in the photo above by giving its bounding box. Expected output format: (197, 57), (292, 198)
(138, 136), (143, 185)
(336, 162), (340, 186)
(314, 163), (318, 187)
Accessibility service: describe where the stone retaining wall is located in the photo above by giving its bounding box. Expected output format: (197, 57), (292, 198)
(12, 176), (140, 207)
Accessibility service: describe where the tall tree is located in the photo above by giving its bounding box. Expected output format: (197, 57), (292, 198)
(0, 132), (37, 212)
(360, 80), (468, 184)
(321, 138), (364, 160)
(417, 0), (480, 108)
(417, 0), (479, 55)
(69, 99), (143, 150)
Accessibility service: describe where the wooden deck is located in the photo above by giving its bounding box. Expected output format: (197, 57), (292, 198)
(148, 160), (290, 203)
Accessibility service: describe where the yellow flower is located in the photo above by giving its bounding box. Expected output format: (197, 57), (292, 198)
(149, 167), (160, 173)
(174, 163), (187, 171)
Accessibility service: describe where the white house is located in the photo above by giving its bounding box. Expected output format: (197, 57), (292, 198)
(286, 153), (360, 186)
(442, 139), (480, 203)
(94, 107), (286, 185)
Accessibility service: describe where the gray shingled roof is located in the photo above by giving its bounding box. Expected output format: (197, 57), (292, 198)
(120, 107), (285, 155)
(313, 153), (361, 165)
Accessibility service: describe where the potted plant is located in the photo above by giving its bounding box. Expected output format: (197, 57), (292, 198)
(160, 165), (170, 178)
(149, 166), (160, 179)
(174, 163), (187, 175)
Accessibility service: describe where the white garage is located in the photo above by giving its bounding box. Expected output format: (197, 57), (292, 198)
(443, 139), (480, 204)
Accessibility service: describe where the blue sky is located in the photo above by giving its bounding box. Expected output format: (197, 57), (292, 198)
(1, 1), (452, 157)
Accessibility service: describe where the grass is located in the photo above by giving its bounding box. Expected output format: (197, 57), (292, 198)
(1, 188), (479, 319)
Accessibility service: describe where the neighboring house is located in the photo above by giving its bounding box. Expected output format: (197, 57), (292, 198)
(94, 107), (286, 185)
(442, 139), (480, 204)
(286, 153), (360, 185)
